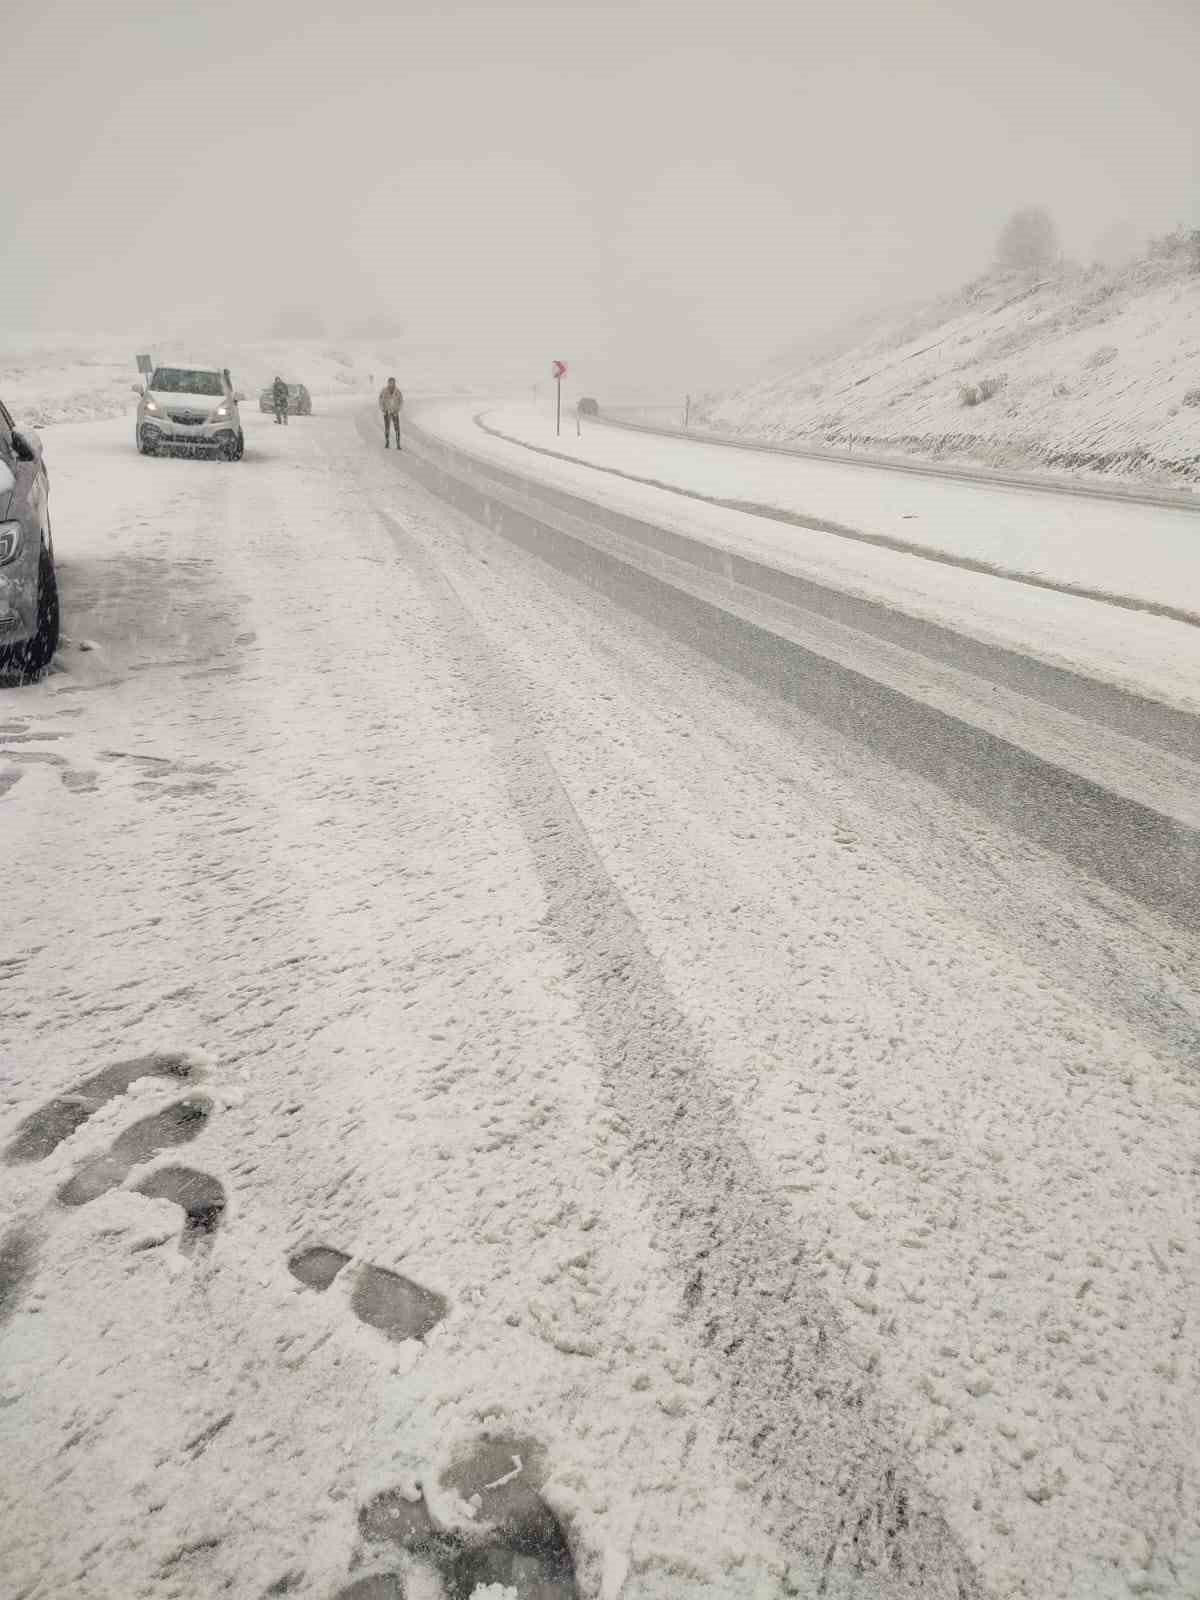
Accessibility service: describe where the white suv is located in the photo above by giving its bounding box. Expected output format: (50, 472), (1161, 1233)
(135, 365), (245, 460)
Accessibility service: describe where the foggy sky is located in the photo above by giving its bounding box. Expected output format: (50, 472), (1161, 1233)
(3, 0), (1197, 388)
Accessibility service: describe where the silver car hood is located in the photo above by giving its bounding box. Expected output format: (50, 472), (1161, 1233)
(148, 390), (224, 410)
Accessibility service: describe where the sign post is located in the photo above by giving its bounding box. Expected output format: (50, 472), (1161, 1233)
(551, 360), (567, 436)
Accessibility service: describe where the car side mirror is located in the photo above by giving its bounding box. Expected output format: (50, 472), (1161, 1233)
(11, 431), (38, 464)
(235, 391), (245, 402)
(132, 383), (145, 395)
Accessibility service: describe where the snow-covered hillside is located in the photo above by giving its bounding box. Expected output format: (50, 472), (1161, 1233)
(697, 235), (1200, 485)
(0, 334), (511, 429)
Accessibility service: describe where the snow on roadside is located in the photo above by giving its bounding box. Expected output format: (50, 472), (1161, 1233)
(415, 400), (1200, 717)
(472, 403), (1200, 614)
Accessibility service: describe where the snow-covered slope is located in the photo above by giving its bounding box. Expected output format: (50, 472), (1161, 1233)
(697, 237), (1200, 485)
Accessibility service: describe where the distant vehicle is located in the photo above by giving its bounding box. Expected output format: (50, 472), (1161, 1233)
(259, 382), (312, 416)
(577, 397), (600, 416)
(0, 397), (59, 679)
(134, 366), (245, 460)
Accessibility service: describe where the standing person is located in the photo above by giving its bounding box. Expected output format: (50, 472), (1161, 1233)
(379, 377), (403, 449)
(272, 375), (289, 426)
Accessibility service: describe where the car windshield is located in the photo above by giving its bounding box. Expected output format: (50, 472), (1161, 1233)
(150, 368), (224, 396)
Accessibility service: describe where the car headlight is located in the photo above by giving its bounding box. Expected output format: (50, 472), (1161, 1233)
(0, 522), (23, 565)
(211, 403), (232, 421)
(143, 396), (161, 415)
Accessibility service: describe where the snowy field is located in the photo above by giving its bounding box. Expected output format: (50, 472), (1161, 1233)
(0, 333), (501, 433)
(417, 400), (1200, 716)
(2, 406), (1200, 1600)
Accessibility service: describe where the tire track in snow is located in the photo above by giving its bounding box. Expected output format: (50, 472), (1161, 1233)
(371, 499), (986, 1600)
(377, 416), (1200, 935)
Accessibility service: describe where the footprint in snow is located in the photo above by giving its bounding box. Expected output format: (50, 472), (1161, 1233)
(0, 747), (100, 794)
(4, 1051), (202, 1165)
(358, 1433), (577, 1599)
(0, 1224), (38, 1326)
(53, 1097), (226, 1253)
(133, 1166), (227, 1254)
(287, 1245), (447, 1343)
(3, 1053), (225, 1259)
(56, 1096), (213, 1207)
(331, 1577), (404, 1600)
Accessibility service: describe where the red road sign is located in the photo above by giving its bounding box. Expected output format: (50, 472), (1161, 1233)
(552, 360), (567, 379)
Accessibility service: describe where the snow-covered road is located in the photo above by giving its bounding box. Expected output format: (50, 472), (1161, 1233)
(416, 401), (1200, 717)
(2, 406), (1199, 1600)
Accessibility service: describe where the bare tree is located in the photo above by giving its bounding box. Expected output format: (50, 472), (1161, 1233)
(994, 206), (1059, 272)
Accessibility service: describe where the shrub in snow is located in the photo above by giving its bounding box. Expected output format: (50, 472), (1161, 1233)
(1183, 388), (1200, 407)
(1147, 225), (1200, 270)
(959, 375), (1006, 407)
(1085, 344), (1119, 369)
(994, 206), (1059, 272)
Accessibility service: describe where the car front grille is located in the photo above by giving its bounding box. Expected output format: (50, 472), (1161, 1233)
(168, 410), (209, 426)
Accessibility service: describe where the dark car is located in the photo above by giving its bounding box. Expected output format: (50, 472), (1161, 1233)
(577, 396), (600, 416)
(259, 383), (312, 415)
(0, 398), (59, 679)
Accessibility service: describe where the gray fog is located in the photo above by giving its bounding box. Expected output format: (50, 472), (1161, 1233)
(3, 0), (1197, 388)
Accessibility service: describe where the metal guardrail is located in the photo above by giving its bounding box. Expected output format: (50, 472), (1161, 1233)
(595, 408), (1200, 513)
(466, 410), (1200, 631)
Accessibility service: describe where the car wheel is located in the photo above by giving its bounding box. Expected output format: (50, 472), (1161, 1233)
(138, 430), (157, 456)
(0, 545), (60, 681)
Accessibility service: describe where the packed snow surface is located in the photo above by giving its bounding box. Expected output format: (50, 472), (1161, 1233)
(2, 406), (1199, 1599)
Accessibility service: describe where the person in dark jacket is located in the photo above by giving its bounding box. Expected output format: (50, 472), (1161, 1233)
(379, 377), (403, 449)
(272, 376), (289, 426)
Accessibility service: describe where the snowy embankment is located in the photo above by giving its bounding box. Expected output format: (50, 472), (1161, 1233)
(416, 399), (1200, 716)
(695, 243), (1200, 486)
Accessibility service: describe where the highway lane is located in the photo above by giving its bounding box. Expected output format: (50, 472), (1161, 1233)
(393, 410), (1200, 932)
(368, 407), (1200, 1597)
